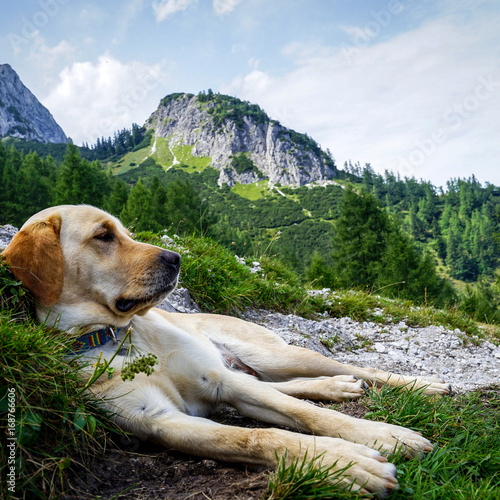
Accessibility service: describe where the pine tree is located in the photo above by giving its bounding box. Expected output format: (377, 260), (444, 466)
(0, 147), (22, 223)
(18, 152), (51, 220)
(305, 251), (335, 288)
(106, 177), (129, 217)
(120, 179), (155, 231)
(0, 140), (6, 182)
(54, 143), (112, 207)
(164, 178), (209, 235)
(85, 160), (111, 207)
(409, 202), (426, 241)
(331, 187), (390, 287)
(54, 142), (85, 204)
(150, 176), (168, 229)
(0, 141), (9, 221)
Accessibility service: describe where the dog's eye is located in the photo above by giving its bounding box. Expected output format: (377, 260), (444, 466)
(94, 232), (114, 242)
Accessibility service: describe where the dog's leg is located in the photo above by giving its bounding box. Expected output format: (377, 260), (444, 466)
(104, 382), (398, 496)
(171, 313), (451, 395)
(265, 375), (368, 402)
(216, 371), (434, 459)
(249, 343), (452, 395)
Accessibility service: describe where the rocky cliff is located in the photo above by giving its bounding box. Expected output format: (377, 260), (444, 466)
(145, 92), (337, 187)
(0, 64), (67, 144)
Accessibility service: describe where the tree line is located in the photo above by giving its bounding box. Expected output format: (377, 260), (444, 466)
(356, 164), (500, 282)
(86, 123), (152, 160)
(0, 141), (209, 236)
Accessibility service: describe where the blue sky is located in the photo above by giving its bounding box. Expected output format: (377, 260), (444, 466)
(1, 0), (499, 187)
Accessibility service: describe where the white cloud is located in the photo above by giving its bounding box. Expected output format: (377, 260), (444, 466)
(42, 54), (169, 145)
(27, 34), (74, 68)
(213, 0), (242, 16)
(248, 57), (259, 69)
(151, 0), (241, 20)
(224, 8), (500, 186)
(152, 0), (196, 21)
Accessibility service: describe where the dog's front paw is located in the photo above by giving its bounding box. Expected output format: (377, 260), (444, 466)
(348, 420), (433, 459)
(309, 438), (399, 496)
(326, 375), (368, 402)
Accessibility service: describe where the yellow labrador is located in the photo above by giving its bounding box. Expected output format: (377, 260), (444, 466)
(2, 205), (451, 495)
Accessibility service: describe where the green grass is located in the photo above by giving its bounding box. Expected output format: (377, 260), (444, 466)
(266, 451), (357, 499)
(323, 289), (494, 338)
(171, 143), (212, 172)
(264, 385), (500, 499)
(364, 384), (500, 499)
(136, 231), (499, 338)
(0, 260), (125, 499)
(0, 282), (118, 499)
(263, 384), (500, 499)
(111, 144), (154, 174)
(231, 180), (274, 200)
(136, 231), (318, 316)
(111, 137), (212, 175)
(229, 179), (303, 201)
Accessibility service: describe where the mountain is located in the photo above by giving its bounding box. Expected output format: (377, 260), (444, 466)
(142, 92), (337, 187)
(0, 64), (67, 144)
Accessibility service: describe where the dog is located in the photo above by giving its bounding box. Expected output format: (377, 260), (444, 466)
(2, 205), (451, 496)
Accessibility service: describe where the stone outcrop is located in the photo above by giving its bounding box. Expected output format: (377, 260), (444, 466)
(0, 224), (18, 252)
(145, 93), (337, 187)
(0, 64), (68, 144)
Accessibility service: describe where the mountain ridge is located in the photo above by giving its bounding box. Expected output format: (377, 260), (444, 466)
(0, 63), (67, 144)
(143, 92), (337, 187)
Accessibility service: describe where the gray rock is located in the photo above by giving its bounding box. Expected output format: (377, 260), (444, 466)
(0, 64), (68, 143)
(0, 224), (18, 251)
(156, 288), (201, 314)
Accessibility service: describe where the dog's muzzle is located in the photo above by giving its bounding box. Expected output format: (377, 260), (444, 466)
(115, 250), (181, 313)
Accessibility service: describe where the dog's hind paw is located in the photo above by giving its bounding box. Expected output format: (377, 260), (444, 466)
(412, 376), (453, 395)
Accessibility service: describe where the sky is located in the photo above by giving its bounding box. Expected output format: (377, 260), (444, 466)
(1, 0), (499, 188)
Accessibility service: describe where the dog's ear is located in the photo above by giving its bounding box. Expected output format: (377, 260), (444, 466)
(2, 214), (63, 307)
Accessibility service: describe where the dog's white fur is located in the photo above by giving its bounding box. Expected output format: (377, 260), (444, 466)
(3, 205), (452, 495)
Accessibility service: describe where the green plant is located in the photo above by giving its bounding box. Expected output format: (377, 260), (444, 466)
(265, 451), (357, 499)
(0, 312), (115, 498)
(0, 260), (127, 498)
(136, 231), (317, 316)
(231, 153), (263, 177)
(361, 384), (500, 499)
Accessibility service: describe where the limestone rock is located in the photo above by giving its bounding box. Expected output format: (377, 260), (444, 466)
(145, 93), (337, 187)
(0, 224), (18, 252)
(0, 64), (67, 144)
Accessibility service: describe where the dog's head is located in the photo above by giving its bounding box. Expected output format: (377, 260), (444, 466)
(2, 205), (180, 328)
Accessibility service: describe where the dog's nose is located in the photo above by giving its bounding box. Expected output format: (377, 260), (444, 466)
(160, 250), (181, 271)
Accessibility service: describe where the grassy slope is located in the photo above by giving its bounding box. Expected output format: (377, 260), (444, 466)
(231, 180), (276, 200)
(110, 137), (212, 175)
(267, 385), (500, 500)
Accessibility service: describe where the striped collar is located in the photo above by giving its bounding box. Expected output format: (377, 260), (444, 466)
(67, 326), (125, 355)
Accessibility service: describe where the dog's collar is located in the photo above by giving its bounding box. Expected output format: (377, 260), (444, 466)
(67, 326), (125, 355)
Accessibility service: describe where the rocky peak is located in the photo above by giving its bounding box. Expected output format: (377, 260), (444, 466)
(0, 63), (68, 144)
(145, 92), (337, 187)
